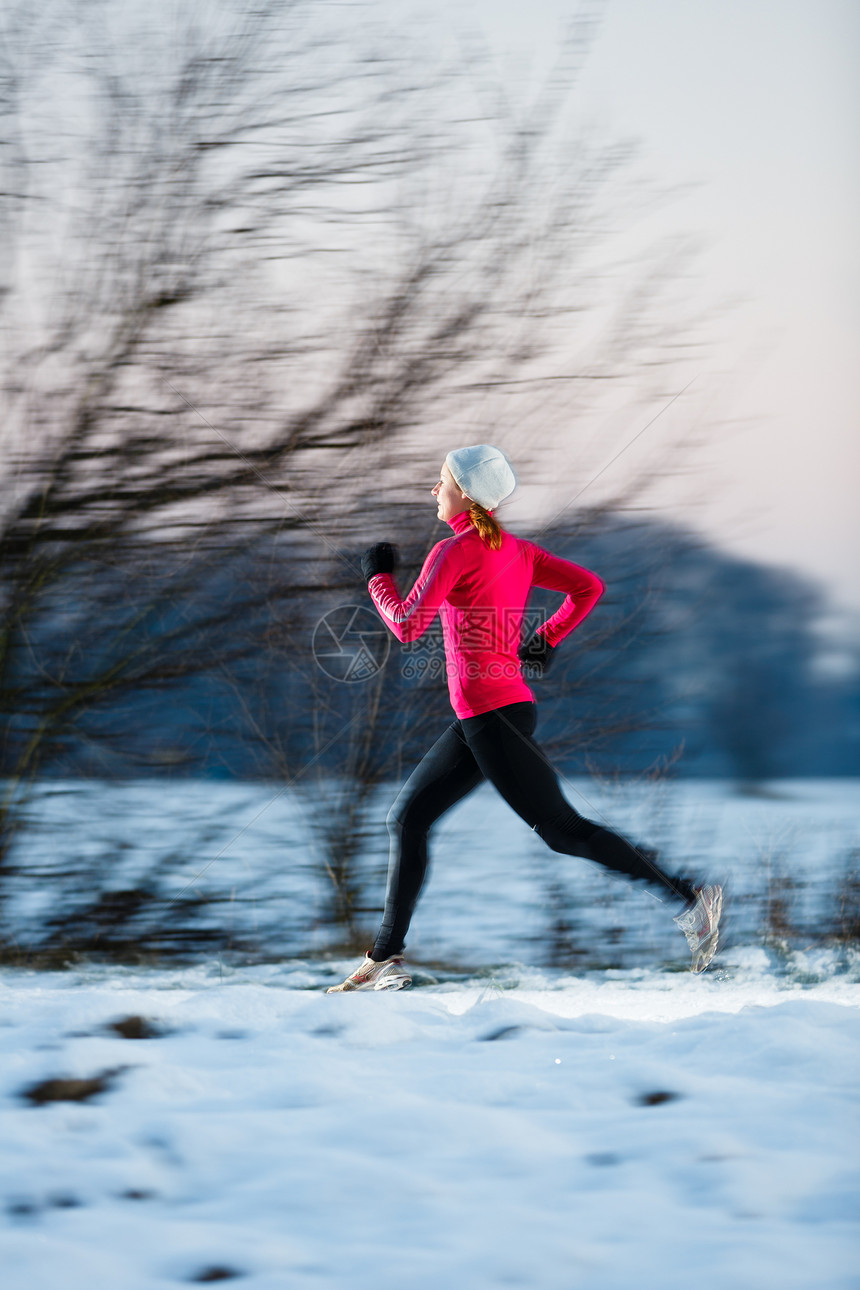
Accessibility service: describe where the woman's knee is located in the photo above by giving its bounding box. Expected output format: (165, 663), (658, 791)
(386, 797), (429, 836)
(386, 800), (406, 834)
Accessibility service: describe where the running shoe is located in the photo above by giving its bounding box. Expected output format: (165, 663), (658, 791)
(673, 884), (723, 973)
(325, 950), (412, 993)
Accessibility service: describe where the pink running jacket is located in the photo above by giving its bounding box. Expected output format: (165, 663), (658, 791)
(367, 508), (605, 718)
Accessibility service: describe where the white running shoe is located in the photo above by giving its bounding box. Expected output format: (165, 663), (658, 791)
(673, 884), (723, 973)
(325, 950), (412, 993)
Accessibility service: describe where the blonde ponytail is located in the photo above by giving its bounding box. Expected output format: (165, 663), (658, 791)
(468, 501), (504, 551)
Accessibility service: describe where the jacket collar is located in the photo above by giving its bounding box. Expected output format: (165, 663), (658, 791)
(446, 507), (493, 534)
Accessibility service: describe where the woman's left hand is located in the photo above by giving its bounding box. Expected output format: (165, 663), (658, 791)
(362, 542), (398, 583)
(518, 631), (557, 678)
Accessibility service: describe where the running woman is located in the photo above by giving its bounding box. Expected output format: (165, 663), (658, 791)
(326, 445), (722, 991)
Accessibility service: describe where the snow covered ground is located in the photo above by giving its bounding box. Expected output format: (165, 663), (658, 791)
(1, 960), (859, 1289)
(1, 779), (859, 1287)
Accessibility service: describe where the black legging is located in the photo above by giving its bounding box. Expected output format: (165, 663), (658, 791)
(371, 700), (696, 961)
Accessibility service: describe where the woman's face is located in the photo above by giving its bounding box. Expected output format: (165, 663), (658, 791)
(432, 461), (470, 521)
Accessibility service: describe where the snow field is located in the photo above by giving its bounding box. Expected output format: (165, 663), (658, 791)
(1, 965), (858, 1290)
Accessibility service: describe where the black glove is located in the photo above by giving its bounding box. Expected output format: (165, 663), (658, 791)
(361, 541), (398, 583)
(518, 631), (557, 678)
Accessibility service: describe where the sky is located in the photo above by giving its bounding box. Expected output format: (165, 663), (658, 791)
(422, 0), (860, 625)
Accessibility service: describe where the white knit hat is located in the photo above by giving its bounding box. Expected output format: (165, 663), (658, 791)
(445, 444), (517, 511)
